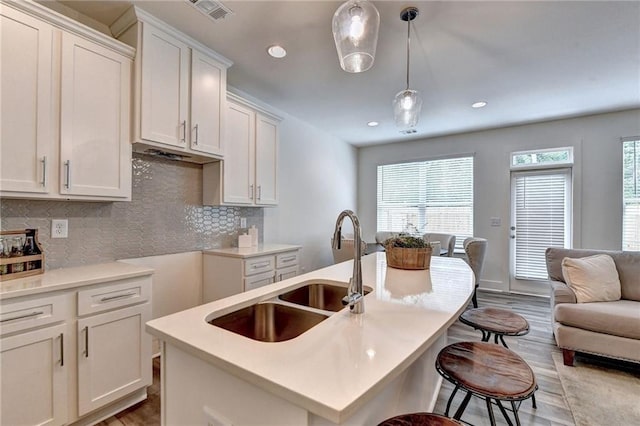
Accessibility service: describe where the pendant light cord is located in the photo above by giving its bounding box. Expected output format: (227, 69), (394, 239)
(405, 18), (411, 90)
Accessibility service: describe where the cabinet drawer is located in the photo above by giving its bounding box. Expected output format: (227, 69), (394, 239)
(276, 251), (299, 268)
(0, 293), (69, 336)
(244, 271), (275, 291)
(78, 276), (151, 316)
(244, 255), (275, 276)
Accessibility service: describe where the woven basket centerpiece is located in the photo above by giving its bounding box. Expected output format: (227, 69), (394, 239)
(384, 235), (432, 270)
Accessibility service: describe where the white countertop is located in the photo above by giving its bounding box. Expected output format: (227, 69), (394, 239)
(203, 243), (301, 258)
(146, 252), (474, 423)
(0, 261), (154, 300)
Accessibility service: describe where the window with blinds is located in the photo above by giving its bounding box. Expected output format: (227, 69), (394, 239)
(377, 156), (473, 249)
(623, 139), (640, 251)
(512, 170), (571, 280)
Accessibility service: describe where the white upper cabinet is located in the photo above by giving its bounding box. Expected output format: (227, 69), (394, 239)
(59, 32), (132, 198)
(0, 1), (134, 201)
(0, 5), (53, 194)
(223, 100), (255, 205)
(140, 24), (189, 148)
(255, 114), (279, 205)
(111, 7), (231, 164)
(190, 49), (225, 156)
(203, 94), (281, 206)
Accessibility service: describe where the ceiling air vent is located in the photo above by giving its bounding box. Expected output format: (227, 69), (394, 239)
(187, 0), (233, 22)
(144, 149), (191, 161)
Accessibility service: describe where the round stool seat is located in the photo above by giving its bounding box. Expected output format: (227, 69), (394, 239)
(459, 307), (529, 336)
(437, 341), (536, 400)
(378, 412), (463, 426)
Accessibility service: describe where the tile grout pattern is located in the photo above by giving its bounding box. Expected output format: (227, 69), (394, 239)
(0, 154), (263, 269)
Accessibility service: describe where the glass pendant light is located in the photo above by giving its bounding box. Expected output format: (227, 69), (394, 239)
(393, 7), (422, 129)
(332, 0), (380, 73)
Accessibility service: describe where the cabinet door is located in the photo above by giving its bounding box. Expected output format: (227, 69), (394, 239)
(140, 24), (189, 148)
(59, 32), (132, 198)
(0, 6), (53, 194)
(77, 303), (152, 416)
(1, 323), (69, 426)
(255, 113), (279, 205)
(224, 101), (255, 204)
(191, 50), (225, 156)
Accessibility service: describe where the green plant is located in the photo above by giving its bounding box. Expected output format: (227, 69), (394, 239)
(383, 233), (430, 248)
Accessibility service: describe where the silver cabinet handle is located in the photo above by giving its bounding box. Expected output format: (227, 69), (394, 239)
(180, 120), (186, 144)
(249, 184), (254, 200)
(0, 311), (44, 322)
(257, 185), (262, 200)
(251, 261), (271, 269)
(41, 156), (47, 187)
(60, 333), (64, 366)
(193, 124), (199, 145)
(100, 292), (136, 303)
(84, 326), (89, 358)
(280, 256), (296, 263)
(64, 160), (71, 188)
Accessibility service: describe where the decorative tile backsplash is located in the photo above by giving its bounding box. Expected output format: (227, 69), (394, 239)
(0, 154), (263, 270)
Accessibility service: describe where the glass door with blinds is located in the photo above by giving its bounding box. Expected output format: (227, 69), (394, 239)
(510, 168), (572, 294)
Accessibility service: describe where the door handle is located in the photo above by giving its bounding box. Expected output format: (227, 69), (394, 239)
(41, 156), (47, 187)
(193, 124), (199, 145)
(64, 160), (71, 188)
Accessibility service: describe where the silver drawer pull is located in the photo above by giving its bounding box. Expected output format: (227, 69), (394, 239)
(280, 256), (296, 263)
(0, 311), (44, 323)
(99, 292), (136, 303)
(41, 156), (47, 187)
(251, 262), (271, 269)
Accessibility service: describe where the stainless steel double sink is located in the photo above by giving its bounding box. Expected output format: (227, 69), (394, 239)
(208, 281), (372, 342)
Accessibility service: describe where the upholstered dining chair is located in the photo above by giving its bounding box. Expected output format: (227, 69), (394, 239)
(464, 237), (488, 308)
(424, 232), (456, 257)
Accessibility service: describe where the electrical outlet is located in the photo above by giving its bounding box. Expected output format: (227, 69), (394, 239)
(51, 219), (68, 238)
(240, 217), (247, 228)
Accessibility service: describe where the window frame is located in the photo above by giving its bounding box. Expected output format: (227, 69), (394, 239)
(376, 154), (475, 250)
(510, 147), (574, 170)
(622, 137), (640, 251)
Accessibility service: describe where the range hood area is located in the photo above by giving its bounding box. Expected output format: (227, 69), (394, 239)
(132, 142), (221, 165)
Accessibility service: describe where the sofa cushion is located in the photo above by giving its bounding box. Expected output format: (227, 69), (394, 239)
(546, 248), (640, 301)
(554, 300), (640, 340)
(561, 254), (621, 303)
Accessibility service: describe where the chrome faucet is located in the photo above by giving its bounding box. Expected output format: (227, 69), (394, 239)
(332, 210), (364, 314)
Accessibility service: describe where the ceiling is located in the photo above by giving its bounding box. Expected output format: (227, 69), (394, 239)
(51, 1), (640, 147)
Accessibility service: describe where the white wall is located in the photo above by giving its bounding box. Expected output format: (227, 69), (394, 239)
(358, 109), (640, 293)
(264, 112), (358, 274)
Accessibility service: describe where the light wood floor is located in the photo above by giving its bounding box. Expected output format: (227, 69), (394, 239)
(99, 291), (577, 426)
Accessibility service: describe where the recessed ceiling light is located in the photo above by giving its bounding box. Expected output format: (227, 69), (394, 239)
(267, 45), (286, 59)
(471, 101), (487, 108)
(367, 121), (379, 127)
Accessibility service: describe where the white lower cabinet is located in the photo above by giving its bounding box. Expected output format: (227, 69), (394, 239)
(203, 247), (300, 302)
(0, 270), (152, 425)
(77, 303), (151, 416)
(0, 323), (70, 426)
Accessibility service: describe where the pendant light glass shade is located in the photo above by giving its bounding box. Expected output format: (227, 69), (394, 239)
(332, 0), (380, 73)
(393, 89), (422, 128)
(393, 7), (422, 130)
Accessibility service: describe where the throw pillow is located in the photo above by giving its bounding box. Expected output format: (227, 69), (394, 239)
(561, 254), (621, 303)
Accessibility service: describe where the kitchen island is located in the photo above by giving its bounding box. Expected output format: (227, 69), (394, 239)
(146, 252), (474, 425)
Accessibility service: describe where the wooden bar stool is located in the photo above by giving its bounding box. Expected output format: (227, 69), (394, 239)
(459, 307), (530, 348)
(378, 412), (463, 425)
(458, 306), (537, 409)
(436, 341), (537, 426)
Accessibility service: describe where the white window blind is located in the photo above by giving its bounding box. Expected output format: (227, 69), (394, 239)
(377, 157), (473, 249)
(513, 171), (570, 280)
(623, 139), (640, 251)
